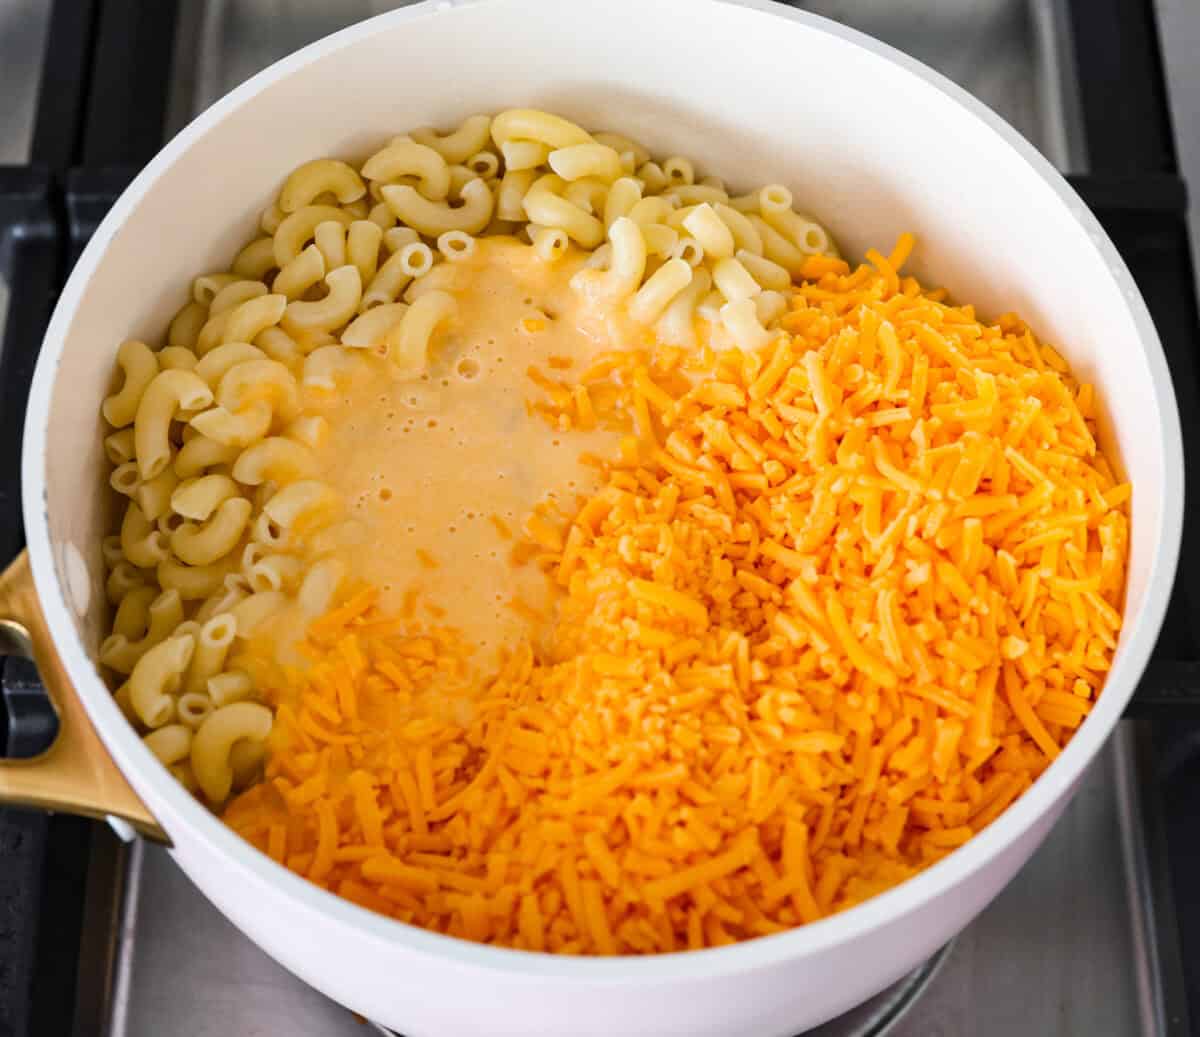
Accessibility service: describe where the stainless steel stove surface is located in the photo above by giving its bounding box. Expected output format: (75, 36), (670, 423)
(67, 2), (1158, 1035)
(0, 0), (51, 340)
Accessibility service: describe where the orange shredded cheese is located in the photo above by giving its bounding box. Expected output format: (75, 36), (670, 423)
(223, 237), (1129, 956)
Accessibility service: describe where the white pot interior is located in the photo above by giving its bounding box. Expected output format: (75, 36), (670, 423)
(38, 0), (1170, 668)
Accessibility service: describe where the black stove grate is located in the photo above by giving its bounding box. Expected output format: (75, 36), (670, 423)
(0, 1), (1198, 1035)
(0, 5), (181, 1035)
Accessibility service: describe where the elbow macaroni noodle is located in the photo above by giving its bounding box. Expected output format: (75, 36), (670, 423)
(99, 109), (835, 810)
(190, 701), (274, 804)
(313, 221), (348, 270)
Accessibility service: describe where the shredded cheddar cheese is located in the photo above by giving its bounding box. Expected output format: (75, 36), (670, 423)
(223, 238), (1129, 955)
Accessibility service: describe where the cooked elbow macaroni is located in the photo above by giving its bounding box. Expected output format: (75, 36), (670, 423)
(170, 497), (253, 566)
(190, 702), (273, 804)
(135, 467), (179, 523)
(261, 481), (341, 541)
(302, 345), (362, 393)
(380, 177), (494, 237)
(387, 290), (456, 375)
(101, 587), (183, 674)
(522, 174), (605, 248)
(232, 437), (314, 484)
(346, 220), (384, 283)
(134, 370), (213, 480)
(103, 340), (159, 428)
(209, 279), (268, 315)
(99, 108), (837, 825)
(142, 724), (192, 766)
(313, 221), (347, 272)
(273, 243), (326, 300)
(411, 114), (492, 164)
(128, 634), (194, 729)
(362, 139), (451, 199)
(281, 266), (363, 336)
(278, 158), (366, 212)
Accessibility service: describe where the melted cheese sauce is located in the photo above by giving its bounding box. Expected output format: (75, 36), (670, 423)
(297, 239), (622, 665)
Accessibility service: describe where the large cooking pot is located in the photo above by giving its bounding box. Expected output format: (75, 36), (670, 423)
(0, 1), (1183, 1034)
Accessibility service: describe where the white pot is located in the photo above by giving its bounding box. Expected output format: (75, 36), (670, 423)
(0, 1), (1182, 1034)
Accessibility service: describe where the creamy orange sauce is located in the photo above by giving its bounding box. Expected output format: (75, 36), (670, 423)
(298, 239), (623, 664)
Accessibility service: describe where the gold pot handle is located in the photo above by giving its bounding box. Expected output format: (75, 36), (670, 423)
(0, 551), (168, 843)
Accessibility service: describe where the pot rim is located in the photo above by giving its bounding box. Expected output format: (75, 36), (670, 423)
(21, 0), (1184, 982)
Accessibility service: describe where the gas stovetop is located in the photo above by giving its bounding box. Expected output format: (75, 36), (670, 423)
(1, 2), (1198, 1035)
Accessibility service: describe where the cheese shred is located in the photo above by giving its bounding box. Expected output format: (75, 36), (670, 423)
(224, 238), (1129, 955)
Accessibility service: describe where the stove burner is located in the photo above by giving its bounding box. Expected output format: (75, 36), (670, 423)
(366, 943), (952, 1037)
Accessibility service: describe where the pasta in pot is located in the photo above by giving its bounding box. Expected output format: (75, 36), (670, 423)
(96, 108), (1129, 957)
(100, 106), (837, 784)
